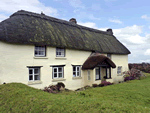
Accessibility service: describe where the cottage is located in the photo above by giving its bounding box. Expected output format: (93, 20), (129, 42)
(0, 10), (130, 90)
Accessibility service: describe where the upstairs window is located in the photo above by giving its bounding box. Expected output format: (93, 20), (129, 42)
(73, 66), (81, 77)
(56, 48), (65, 57)
(35, 46), (46, 57)
(117, 66), (122, 75)
(29, 68), (40, 81)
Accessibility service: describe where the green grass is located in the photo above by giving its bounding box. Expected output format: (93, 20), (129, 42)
(1, 74), (150, 113)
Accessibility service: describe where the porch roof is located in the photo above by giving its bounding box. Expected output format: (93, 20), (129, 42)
(82, 53), (116, 70)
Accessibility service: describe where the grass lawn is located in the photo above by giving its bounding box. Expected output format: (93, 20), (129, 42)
(1, 74), (150, 113)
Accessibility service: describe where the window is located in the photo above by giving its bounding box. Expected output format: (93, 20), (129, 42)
(35, 46), (46, 57)
(53, 67), (64, 78)
(95, 67), (101, 80)
(73, 66), (81, 77)
(107, 54), (111, 59)
(106, 67), (111, 79)
(56, 48), (65, 57)
(29, 68), (40, 81)
(87, 70), (90, 80)
(117, 66), (122, 74)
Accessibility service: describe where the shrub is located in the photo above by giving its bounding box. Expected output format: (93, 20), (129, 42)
(43, 82), (65, 94)
(100, 81), (112, 86)
(123, 68), (143, 79)
(124, 76), (135, 82)
(92, 84), (98, 87)
(98, 84), (104, 87)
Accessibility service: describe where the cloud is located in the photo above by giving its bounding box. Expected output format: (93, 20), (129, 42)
(78, 22), (98, 29)
(144, 49), (150, 55)
(69, 0), (85, 9)
(109, 19), (123, 24)
(0, 0), (58, 16)
(141, 15), (150, 20)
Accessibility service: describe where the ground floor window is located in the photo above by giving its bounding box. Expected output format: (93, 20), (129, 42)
(117, 66), (122, 75)
(73, 66), (81, 77)
(53, 67), (64, 78)
(106, 67), (111, 79)
(29, 68), (40, 81)
(95, 67), (101, 80)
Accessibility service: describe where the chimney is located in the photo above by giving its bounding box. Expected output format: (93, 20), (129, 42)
(41, 11), (45, 15)
(69, 18), (77, 24)
(106, 28), (113, 35)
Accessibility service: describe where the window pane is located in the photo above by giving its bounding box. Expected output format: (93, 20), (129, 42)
(73, 72), (76, 77)
(29, 69), (33, 74)
(35, 75), (40, 80)
(58, 73), (63, 78)
(42, 47), (45, 50)
(96, 75), (99, 79)
(34, 69), (39, 74)
(96, 69), (99, 75)
(59, 52), (61, 55)
(29, 75), (33, 80)
(77, 67), (80, 71)
(58, 67), (62, 72)
(56, 52), (59, 55)
(54, 73), (57, 78)
(54, 68), (57, 72)
(77, 72), (80, 76)
(73, 66), (76, 71)
(35, 51), (38, 55)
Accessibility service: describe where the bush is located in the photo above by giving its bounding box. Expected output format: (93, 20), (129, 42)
(124, 76), (135, 82)
(100, 81), (112, 86)
(43, 82), (65, 94)
(123, 68), (143, 79)
(92, 84), (98, 87)
(98, 84), (104, 87)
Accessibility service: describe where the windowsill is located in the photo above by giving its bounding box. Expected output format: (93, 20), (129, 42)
(95, 79), (101, 81)
(55, 57), (67, 60)
(34, 57), (48, 59)
(72, 77), (82, 79)
(117, 73), (122, 76)
(52, 78), (66, 82)
(106, 78), (112, 79)
(28, 80), (42, 85)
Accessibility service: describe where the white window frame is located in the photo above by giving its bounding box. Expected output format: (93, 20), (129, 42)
(95, 67), (101, 80)
(35, 46), (46, 57)
(56, 48), (65, 57)
(117, 66), (122, 75)
(73, 66), (81, 77)
(53, 67), (64, 78)
(29, 68), (40, 81)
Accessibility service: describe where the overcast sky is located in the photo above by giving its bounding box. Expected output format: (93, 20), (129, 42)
(0, 0), (150, 63)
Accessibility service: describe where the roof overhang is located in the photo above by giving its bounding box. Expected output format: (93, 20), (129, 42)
(82, 53), (116, 70)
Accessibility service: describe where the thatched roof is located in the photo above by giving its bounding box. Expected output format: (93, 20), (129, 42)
(0, 10), (130, 54)
(82, 53), (116, 70)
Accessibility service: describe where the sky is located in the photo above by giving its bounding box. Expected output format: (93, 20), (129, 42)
(0, 0), (150, 63)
